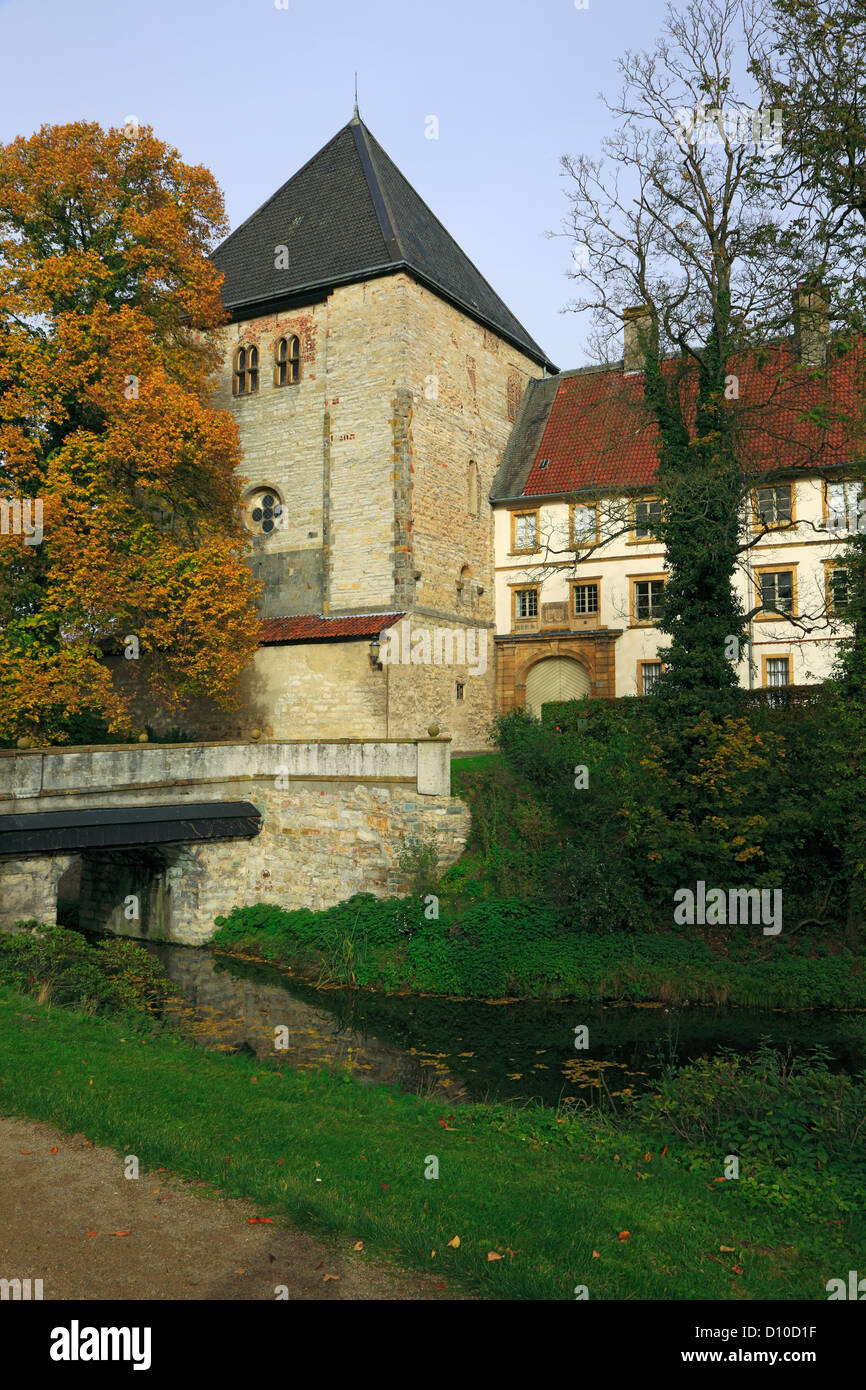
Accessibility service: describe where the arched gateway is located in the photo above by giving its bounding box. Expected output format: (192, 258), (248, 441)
(524, 656), (591, 717)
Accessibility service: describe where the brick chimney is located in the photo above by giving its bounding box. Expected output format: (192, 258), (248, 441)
(622, 305), (653, 374)
(792, 282), (829, 367)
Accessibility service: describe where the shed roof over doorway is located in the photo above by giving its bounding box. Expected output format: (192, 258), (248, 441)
(0, 803), (262, 856)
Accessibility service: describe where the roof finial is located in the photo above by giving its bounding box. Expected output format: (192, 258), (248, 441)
(353, 72), (360, 119)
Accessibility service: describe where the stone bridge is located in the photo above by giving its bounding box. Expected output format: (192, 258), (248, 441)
(0, 738), (469, 945)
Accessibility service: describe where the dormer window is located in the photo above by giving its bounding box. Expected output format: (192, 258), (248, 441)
(233, 345), (259, 396)
(276, 335), (301, 386)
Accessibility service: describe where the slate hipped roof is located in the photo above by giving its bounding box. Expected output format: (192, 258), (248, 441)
(213, 115), (556, 371)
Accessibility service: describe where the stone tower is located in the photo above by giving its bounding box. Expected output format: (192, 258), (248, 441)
(203, 113), (555, 751)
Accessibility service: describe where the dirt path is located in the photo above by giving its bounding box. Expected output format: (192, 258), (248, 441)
(0, 1115), (457, 1300)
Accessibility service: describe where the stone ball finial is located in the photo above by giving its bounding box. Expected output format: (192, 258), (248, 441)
(138, 732), (149, 743)
(250, 728), (262, 741)
(16, 735), (31, 750)
(427, 724), (440, 738)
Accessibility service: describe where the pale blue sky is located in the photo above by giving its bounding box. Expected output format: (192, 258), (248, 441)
(0, 0), (670, 367)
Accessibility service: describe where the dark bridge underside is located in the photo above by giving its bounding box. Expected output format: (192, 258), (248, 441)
(0, 803), (262, 856)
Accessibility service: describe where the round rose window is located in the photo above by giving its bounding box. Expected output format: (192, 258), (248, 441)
(246, 489), (282, 534)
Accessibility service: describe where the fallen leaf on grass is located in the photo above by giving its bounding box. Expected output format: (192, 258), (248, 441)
(380, 1182), (390, 1191)
(732, 1264), (743, 1275)
(323, 1273), (340, 1282)
(661, 1145), (668, 1157)
(352, 1241), (364, 1251)
(19, 1150), (32, 1155)
(447, 1235), (460, 1248)
(487, 1251), (503, 1261)
(720, 1245), (735, 1252)
(434, 1281), (447, 1289)
(592, 1251), (600, 1259)
(246, 1217), (274, 1225)
(85, 1231), (98, 1238)
(618, 1231), (631, 1241)
(111, 1231), (130, 1238)
(234, 1268), (246, 1275)
(49, 1147), (58, 1155)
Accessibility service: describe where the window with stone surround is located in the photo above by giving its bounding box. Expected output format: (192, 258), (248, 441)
(275, 335), (300, 386)
(570, 503), (599, 548)
(630, 496), (662, 542)
(514, 588), (539, 621)
(244, 487), (283, 535)
(825, 561), (851, 616)
(512, 510), (538, 553)
(638, 659), (664, 695)
(233, 345), (259, 395)
(572, 582), (599, 616)
(825, 479), (864, 533)
(763, 654), (791, 705)
(752, 483), (793, 531)
(755, 566), (796, 619)
(630, 575), (666, 625)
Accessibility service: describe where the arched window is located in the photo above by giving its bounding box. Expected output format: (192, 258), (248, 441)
(275, 335), (301, 386)
(457, 563), (474, 609)
(468, 460), (480, 517)
(244, 487), (283, 535)
(233, 345), (259, 396)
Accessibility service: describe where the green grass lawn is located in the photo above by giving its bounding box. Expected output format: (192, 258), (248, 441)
(451, 753), (503, 784)
(0, 985), (859, 1301)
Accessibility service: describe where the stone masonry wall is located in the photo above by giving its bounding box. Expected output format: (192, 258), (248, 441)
(394, 277), (546, 749)
(65, 782), (469, 947)
(212, 305), (328, 619)
(142, 273), (547, 750)
(0, 740), (469, 944)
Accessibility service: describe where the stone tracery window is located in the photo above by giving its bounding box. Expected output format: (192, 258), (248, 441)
(233, 345), (259, 395)
(244, 487), (283, 535)
(276, 335), (301, 386)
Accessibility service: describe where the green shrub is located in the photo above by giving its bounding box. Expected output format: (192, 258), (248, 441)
(638, 1042), (866, 1170)
(0, 924), (176, 1016)
(396, 833), (440, 897)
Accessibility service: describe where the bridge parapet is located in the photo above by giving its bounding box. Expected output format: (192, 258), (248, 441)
(0, 738), (466, 944)
(0, 737), (449, 810)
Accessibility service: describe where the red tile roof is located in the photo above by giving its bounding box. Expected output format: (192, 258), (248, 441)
(258, 613), (403, 645)
(521, 344), (866, 497)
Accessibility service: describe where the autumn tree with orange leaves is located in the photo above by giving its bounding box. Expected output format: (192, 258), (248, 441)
(0, 120), (261, 745)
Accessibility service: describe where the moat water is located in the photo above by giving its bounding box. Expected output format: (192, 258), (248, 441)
(142, 942), (866, 1109)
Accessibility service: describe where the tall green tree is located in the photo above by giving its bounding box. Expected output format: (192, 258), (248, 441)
(756, 0), (866, 942)
(557, 0), (849, 722)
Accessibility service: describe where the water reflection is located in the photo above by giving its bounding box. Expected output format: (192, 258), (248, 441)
(146, 942), (865, 1108)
